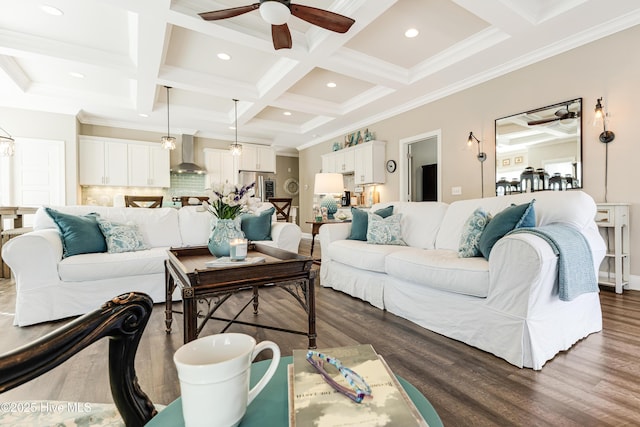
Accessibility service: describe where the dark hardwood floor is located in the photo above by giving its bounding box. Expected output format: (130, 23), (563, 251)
(1, 239), (640, 426)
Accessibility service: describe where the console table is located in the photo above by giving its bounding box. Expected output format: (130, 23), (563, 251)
(595, 203), (630, 293)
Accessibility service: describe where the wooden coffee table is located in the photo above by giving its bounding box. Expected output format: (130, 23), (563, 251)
(164, 244), (317, 348)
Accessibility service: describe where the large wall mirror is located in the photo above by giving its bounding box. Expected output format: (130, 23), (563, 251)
(495, 98), (582, 195)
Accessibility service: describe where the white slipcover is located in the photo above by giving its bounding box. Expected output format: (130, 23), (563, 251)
(320, 191), (605, 370)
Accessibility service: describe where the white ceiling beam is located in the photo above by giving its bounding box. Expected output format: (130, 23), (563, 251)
(0, 55), (30, 92)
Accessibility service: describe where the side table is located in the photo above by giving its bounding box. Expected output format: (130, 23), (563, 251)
(595, 203), (630, 293)
(305, 219), (351, 260)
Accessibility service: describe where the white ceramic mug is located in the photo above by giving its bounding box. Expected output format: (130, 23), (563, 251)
(173, 333), (280, 427)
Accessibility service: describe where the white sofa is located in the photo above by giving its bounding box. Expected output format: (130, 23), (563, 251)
(319, 191), (605, 370)
(2, 203), (301, 326)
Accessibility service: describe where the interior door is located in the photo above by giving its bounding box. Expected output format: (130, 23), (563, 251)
(12, 138), (65, 207)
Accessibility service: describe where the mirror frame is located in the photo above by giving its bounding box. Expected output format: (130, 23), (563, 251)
(494, 98), (583, 195)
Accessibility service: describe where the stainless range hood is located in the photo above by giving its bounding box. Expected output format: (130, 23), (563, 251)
(171, 134), (206, 174)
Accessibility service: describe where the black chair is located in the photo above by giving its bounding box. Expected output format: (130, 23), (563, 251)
(0, 292), (157, 427)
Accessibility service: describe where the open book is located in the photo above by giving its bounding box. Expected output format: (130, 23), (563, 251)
(288, 344), (429, 427)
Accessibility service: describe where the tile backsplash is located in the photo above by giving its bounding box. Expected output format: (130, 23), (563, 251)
(81, 173), (207, 207)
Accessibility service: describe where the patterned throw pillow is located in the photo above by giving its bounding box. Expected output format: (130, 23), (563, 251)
(458, 208), (491, 258)
(97, 218), (149, 253)
(366, 213), (406, 245)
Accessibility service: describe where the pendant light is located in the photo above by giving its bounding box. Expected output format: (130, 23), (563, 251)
(0, 126), (15, 157)
(229, 98), (242, 156)
(161, 86), (176, 150)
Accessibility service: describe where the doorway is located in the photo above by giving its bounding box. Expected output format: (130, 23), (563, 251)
(399, 131), (441, 202)
(0, 138), (65, 207)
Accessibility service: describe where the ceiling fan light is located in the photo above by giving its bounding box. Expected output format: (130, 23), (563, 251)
(260, 1), (291, 25)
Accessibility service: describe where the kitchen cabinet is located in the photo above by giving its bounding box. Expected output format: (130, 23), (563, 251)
(128, 143), (170, 188)
(595, 203), (630, 293)
(354, 140), (385, 185)
(79, 137), (128, 186)
(204, 148), (238, 186)
(321, 141), (385, 184)
(323, 150), (355, 173)
(239, 144), (276, 172)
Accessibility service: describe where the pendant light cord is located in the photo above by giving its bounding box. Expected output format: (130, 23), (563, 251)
(166, 86), (171, 138)
(233, 98), (238, 145)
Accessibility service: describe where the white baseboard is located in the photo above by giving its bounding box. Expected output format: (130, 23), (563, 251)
(628, 274), (640, 291)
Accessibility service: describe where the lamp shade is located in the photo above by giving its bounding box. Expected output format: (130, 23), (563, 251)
(314, 173), (344, 195)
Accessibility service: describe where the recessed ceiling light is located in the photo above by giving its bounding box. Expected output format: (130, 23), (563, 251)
(41, 4), (64, 16)
(283, 111), (292, 116)
(229, 126), (236, 130)
(326, 82), (337, 88)
(404, 28), (419, 38)
(217, 53), (231, 60)
(139, 113), (149, 118)
(69, 72), (84, 78)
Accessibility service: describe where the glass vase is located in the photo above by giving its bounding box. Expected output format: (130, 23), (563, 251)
(207, 218), (245, 257)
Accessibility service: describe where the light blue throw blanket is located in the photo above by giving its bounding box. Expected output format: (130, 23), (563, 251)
(507, 224), (597, 301)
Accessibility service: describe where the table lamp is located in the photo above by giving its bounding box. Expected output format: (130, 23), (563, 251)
(314, 173), (344, 219)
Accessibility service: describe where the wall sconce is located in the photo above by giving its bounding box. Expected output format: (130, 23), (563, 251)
(0, 126), (15, 157)
(467, 132), (487, 197)
(594, 97), (615, 143)
(594, 97), (615, 202)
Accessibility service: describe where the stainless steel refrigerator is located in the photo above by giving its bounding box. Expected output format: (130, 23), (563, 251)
(238, 171), (276, 202)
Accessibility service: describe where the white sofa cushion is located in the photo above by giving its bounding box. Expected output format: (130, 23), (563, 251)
(435, 191), (597, 251)
(58, 247), (169, 282)
(371, 202), (448, 249)
(34, 206), (182, 248)
(328, 240), (413, 273)
(178, 206), (212, 246)
(385, 248), (490, 297)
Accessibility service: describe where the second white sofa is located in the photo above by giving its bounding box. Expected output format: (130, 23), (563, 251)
(3, 202), (301, 326)
(319, 191), (605, 370)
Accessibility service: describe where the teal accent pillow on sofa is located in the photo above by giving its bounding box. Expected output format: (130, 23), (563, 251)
(97, 218), (149, 253)
(241, 207), (274, 241)
(348, 205), (394, 241)
(478, 200), (536, 260)
(45, 208), (107, 258)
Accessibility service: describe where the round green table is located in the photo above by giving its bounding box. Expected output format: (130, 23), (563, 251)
(146, 356), (443, 426)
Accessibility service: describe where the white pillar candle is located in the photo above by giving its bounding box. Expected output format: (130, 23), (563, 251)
(229, 238), (248, 261)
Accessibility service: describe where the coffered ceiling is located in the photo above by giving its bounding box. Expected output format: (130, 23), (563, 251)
(1, 0), (639, 154)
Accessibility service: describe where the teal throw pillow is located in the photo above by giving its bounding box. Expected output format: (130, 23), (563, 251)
(458, 207), (491, 258)
(45, 208), (107, 258)
(478, 200), (536, 260)
(366, 213), (406, 246)
(97, 218), (149, 253)
(348, 205), (394, 241)
(241, 207), (274, 241)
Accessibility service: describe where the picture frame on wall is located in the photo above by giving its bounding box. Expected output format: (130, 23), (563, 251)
(514, 156), (523, 164)
(502, 159), (511, 166)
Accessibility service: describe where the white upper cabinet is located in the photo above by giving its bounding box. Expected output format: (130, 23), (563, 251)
(205, 148), (238, 187)
(80, 136), (169, 188)
(239, 144), (276, 173)
(79, 137), (128, 186)
(321, 141), (386, 185)
(128, 143), (170, 188)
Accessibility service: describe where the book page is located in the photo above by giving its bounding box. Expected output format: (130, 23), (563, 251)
(291, 344), (428, 427)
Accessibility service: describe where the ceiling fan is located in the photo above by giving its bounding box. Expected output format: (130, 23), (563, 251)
(199, 0), (356, 50)
(527, 103), (580, 126)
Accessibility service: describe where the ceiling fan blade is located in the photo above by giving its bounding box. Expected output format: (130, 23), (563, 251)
(272, 24), (292, 50)
(290, 4), (355, 33)
(199, 4), (259, 21)
(528, 117), (560, 126)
